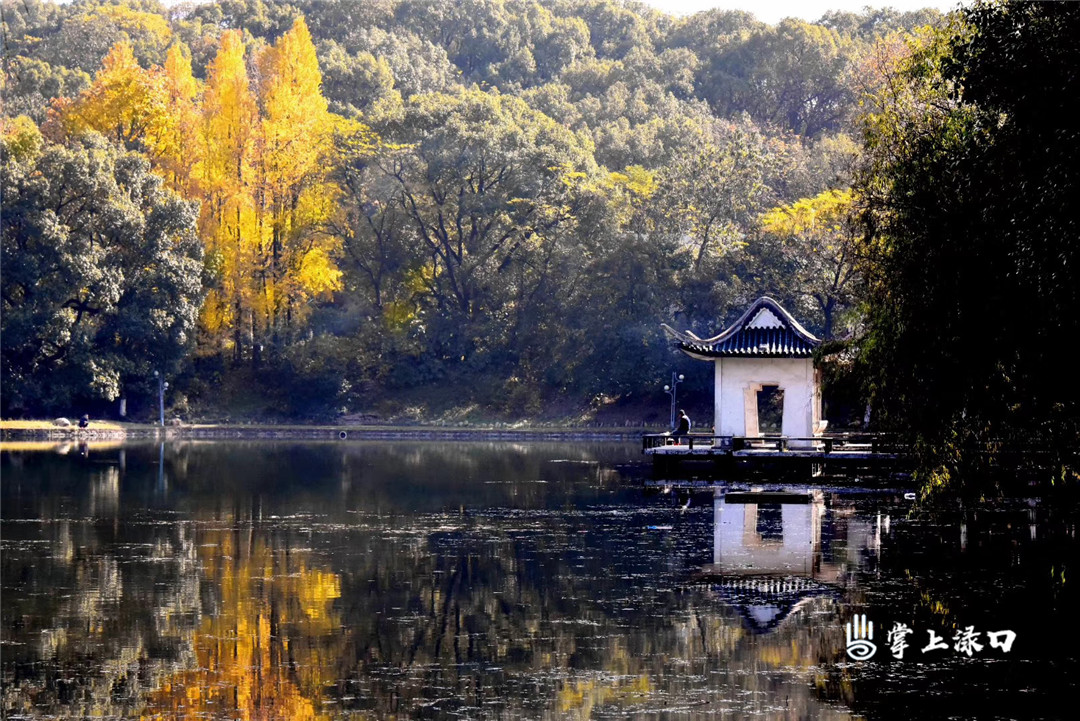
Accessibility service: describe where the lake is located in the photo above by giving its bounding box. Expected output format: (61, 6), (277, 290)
(1, 441), (1076, 719)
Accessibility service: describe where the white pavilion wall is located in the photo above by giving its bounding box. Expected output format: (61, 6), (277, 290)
(712, 495), (821, 574)
(713, 357), (818, 437)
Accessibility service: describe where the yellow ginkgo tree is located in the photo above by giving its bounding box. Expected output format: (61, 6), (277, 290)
(58, 38), (204, 196)
(56, 39), (170, 154)
(198, 29), (260, 357)
(760, 188), (859, 339)
(251, 17), (346, 351)
(57, 17), (365, 365)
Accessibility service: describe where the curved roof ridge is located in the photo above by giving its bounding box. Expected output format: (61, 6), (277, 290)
(664, 297), (821, 359)
(685, 296), (820, 345)
(661, 323), (706, 343)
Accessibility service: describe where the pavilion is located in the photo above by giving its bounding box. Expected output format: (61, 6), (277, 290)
(662, 297), (824, 439)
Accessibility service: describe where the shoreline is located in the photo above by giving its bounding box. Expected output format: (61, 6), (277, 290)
(1, 420), (659, 444)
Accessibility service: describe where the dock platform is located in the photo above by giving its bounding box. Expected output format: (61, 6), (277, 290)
(643, 433), (907, 474)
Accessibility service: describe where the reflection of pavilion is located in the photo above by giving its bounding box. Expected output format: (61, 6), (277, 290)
(698, 488), (881, 633)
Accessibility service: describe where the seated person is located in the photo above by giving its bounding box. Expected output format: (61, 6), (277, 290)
(672, 410), (691, 443)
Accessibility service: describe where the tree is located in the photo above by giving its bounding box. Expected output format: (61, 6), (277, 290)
(197, 29), (260, 358)
(54, 20), (355, 366)
(253, 16), (346, 352)
(55, 39), (171, 154)
(570, 0), (659, 61)
(364, 89), (598, 369)
(157, 42), (204, 195)
(818, 6), (943, 40)
(760, 188), (858, 339)
(559, 165), (685, 399)
(15, 0), (175, 74)
(332, 130), (415, 319)
(700, 19), (854, 137)
(856, 0), (1080, 483)
(56, 37), (203, 195)
(659, 117), (781, 273)
(327, 26), (460, 100)
(1, 118), (204, 415)
(186, 0), (301, 43)
(1, 56), (90, 123)
(316, 39), (402, 120)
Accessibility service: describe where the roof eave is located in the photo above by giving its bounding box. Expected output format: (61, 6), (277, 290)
(677, 343), (815, 360)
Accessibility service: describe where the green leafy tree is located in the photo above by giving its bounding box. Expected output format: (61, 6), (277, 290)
(1, 119), (205, 415)
(568, 0), (660, 61)
(856, 0), (1080, 483)
(360, 89), (598, 370)
(1, 56), (90, 123)
(659, 117), (781, 273)
(186, 0), (301, 43)
(559, 165), (685, 399)
(35, 0), (175, 73)
(340, 27), (460, 100)
(700, 19), (854, 137)
(818, 6), (943, 40)
(316, 39), (402, 120)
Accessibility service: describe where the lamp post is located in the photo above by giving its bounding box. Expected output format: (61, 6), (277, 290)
(663, 372), (684, 430)
(153, 371), (168, 427)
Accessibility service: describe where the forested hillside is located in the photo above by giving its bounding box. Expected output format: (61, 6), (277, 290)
(2, 0), (942, 422)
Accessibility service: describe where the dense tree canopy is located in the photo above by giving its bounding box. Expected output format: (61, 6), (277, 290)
(1, 118), (204, 415)
(1, 0), (993, 426)
(856, 1), (1080, 480)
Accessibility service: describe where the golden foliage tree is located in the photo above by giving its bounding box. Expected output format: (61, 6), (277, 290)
(141, 530), (342, 720)
(56, 39), (168, 152)
(197, 19), (351, 361)
(57, 17), (359, 364)
(158, 43), (203, 195)
(252, 17), (344, 350)
(760, 188), (858, 338)
(199, 29), (260, 355)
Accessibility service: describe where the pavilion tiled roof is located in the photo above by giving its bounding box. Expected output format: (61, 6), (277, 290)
(662, 297), (820, 360)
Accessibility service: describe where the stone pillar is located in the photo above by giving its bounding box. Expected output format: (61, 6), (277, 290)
(714, 359), (723, 436)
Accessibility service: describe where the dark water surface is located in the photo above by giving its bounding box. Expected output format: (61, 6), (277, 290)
(1, 441), (1076, 719)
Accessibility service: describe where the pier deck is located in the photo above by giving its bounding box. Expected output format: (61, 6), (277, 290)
(643, 433), (906, 473)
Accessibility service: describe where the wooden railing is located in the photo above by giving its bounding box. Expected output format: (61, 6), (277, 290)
(642, 433), (732, 452)
(643, 432), (904, 454)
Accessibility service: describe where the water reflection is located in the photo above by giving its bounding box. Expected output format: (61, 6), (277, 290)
(143, 526), (342, 720)
(2, 442), (1077, 719)
(707, 490), (831, 634)
(704, 490), (884, 619)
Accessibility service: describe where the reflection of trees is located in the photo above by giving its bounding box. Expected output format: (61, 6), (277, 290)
(4, 443), (862, 720)
(142, 525), (343, 720)
(5, 522), (346, 720)
(319, 512), (853, 719)
(1, 502), (200, 718)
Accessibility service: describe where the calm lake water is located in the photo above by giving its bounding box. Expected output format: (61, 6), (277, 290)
(1, 441), (1077, 720)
